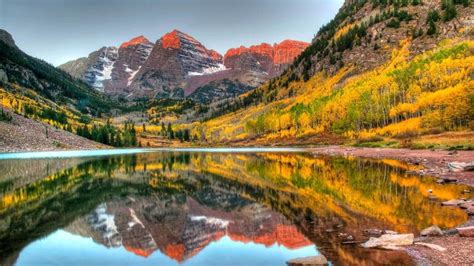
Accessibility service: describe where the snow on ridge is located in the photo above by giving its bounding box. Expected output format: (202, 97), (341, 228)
(88, 47), (117, 90)
(188, 64), (227, 76)
(127, 208), (145, 229)
(190, 215), (230, 227)
(127, 66), (141, 86)
(90, 203), (121, 246)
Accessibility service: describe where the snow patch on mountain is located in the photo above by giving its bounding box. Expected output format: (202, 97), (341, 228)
(84, 47), (118, 91)
(126, 66), (141, 86)
(128, 208), (145, 229)
(190, 215), (230, 228)
(188, 64), (227, 76)
(89, 203), (122, 247)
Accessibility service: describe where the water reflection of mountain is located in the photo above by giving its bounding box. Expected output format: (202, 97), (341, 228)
(67, 196), (312, 263)
(0, 152), (471, 265)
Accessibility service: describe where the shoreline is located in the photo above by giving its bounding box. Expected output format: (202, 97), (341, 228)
(310, 146), (474, 264)
(1, 145), (472, 264)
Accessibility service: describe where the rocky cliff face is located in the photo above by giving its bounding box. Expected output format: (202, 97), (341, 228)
(224, 40), (309, 77)
(130, 30), (225, 99)
(60, 46), (118, 91)
(59, 30), (308, 102)
(0, 29), (17, 49)
(104, 36), (153, 96)
(59, 36), (153, 93)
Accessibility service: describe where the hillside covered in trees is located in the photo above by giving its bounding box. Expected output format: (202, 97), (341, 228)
(185, 0), (473, 149)
(0, 30), (138, 148)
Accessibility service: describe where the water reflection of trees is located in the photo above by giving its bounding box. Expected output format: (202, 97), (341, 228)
(0, 152), (471, 265)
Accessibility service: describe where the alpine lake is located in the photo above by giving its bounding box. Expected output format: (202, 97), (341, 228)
(0, 148), (471, 265)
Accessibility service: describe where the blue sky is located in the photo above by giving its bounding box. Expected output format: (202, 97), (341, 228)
(0, 0), (344, 66)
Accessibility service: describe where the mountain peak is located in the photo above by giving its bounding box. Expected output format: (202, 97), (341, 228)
(161, 29), (201, 49)
(161, 30), (182, 49)
(0, 29), (18, 48)
(120, 35), (151, 48)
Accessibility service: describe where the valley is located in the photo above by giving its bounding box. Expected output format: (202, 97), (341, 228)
(1, 0), (474, 265)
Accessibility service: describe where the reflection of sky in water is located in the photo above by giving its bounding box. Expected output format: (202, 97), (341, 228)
(16, 230), (319, 266)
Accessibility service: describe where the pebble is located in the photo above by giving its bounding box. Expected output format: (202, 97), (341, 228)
(420, 225), (443, 236)
(364, 228), (383, 236)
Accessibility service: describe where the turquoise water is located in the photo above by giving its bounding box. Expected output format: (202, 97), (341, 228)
(0, 147), (306, 160)
(16, 231), (318, 266)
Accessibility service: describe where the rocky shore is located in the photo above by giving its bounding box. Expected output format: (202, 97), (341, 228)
(311, 145), (474, 265)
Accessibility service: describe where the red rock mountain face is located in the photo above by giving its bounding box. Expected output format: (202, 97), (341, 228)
(130, 30), (224, 99)
(60, 30), (308, 100)
(223, 40), (309, 76)
(74, 197), (313, 263)
(77, 197), (313, 263)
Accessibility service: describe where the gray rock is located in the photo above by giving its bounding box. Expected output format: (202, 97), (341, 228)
(420, 225), (443, 236)
(0, 69), (8, 83)
(361, 233), (414, 249)
(441, 199), (465, 206)
(459, 200), (474, 209)
(448, 162), (474, 172)
(364, 228), (383, 236)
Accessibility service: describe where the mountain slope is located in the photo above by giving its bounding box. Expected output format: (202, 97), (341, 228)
(188, 0), (473, 147)
(131, 30), (224, 99)
(0, 109), (107, 152)
(0, 29), (137, 149)
(0, 29), (116, 115)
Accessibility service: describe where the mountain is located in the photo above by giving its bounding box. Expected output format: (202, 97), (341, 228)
(0, 29), (115, 115)
(66, 196), (312, 263)
(0, 29), (120, 151)
(60, 36), (153, 93)
(60, 31), (308, 103)
(104, 36), (153, 96)
(184, 39), (309, 102)
(190, 0), (473, 146)
(130, 30), (224, 99)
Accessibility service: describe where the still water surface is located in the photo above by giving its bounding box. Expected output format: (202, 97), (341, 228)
(0, 149), (471, 265)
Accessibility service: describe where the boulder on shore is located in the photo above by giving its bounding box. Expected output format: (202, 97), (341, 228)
(441, 199), (465, 206)
(420, 225), (443, 236)
(361, 233), (414, 249)
(448, 162), (474, 172)
(456, 226), (474, 237)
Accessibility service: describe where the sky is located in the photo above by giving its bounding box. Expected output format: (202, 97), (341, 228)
(0, 0), (344, 66)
